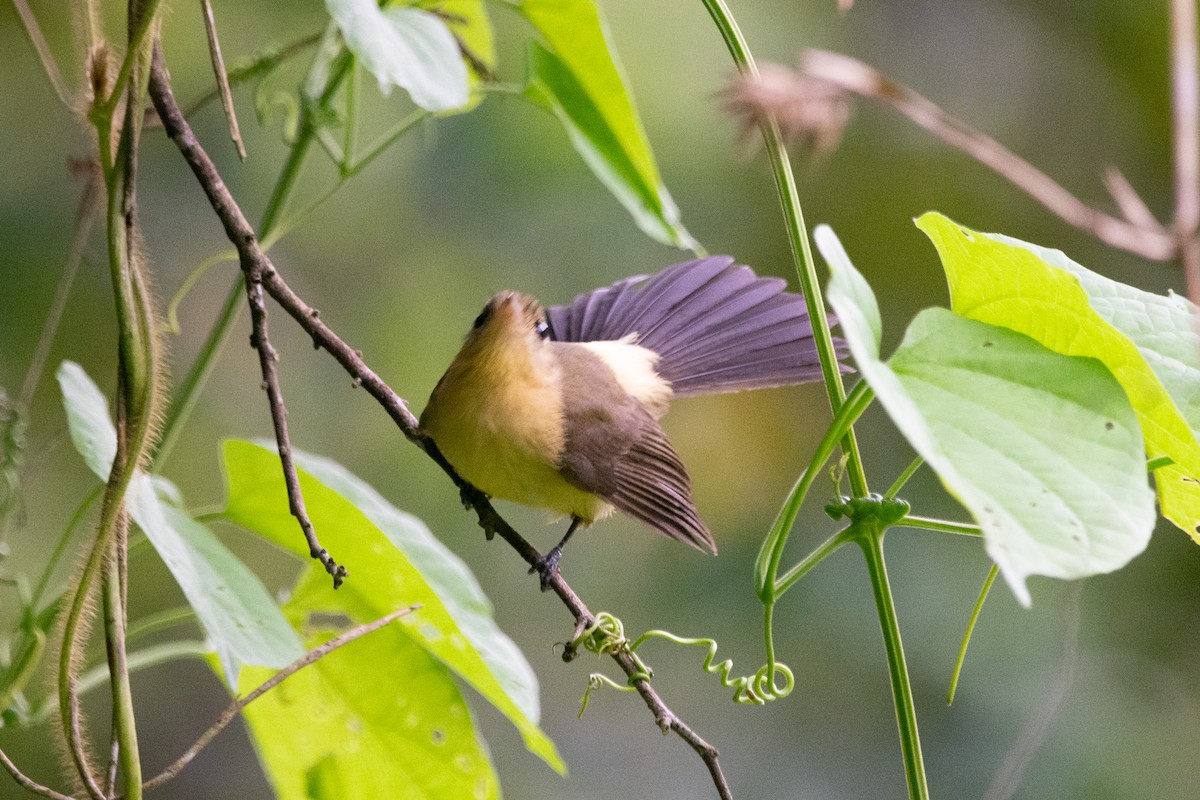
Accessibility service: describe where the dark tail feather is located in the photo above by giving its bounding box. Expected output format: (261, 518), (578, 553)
(547, 257), (843, 396)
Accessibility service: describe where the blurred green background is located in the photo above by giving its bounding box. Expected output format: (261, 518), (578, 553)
(3, 1), (1199, 798)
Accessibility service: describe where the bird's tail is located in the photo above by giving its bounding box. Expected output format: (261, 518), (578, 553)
(546, 256), (841, 396)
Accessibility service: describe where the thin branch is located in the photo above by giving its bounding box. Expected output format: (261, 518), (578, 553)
(147, 40), (733, 799)
(0, 746), (77, 800)
(245, 243), (347, 587)
(11, 0), (75, 110)
(136, 605), (418, 794)
(200, 0), (246, 160)
(147, 40), (344, 588)
(785, 49), (1176, 262)
(182, 33), (323, 120)
(1170, 0), (1200, 303)
(1103, 166), (1162, 230)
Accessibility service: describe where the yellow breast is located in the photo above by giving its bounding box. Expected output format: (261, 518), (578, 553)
(420, 307), (612, 522)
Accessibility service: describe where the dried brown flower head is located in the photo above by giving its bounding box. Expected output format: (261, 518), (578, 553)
(721, 62), (850, 158)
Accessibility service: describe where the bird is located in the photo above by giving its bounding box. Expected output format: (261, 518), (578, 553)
(419, 256), (838, 588)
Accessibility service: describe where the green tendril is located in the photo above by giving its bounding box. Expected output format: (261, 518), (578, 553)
(570, 612), (794, 715)
(632, 630), (794, 706)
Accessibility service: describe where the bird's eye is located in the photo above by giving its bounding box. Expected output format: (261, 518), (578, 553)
(534, 319), (550, 339)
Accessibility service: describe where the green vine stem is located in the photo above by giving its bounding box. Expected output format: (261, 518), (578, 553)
(858, 525), (929, 800)
(699, 0), (868, 498)
(56, 5), (164, 794)
(893, 516), (982, 537)
(885, 456), (925, 499)
(755, 379), (873, 600)
(697, 5), (931, 795)
(102, 546), (140, 799)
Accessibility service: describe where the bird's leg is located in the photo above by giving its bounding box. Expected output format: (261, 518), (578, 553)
(531, 517), (582, 592)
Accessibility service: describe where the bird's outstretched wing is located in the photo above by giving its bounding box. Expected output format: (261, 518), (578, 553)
(546, 256), (841, 397)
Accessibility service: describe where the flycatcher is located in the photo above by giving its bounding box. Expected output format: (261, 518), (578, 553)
(421, 256), (836, 586)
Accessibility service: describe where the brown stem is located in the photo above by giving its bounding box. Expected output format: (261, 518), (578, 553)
(797, 49), (1176, 262)
(11, 0), (75, 109)
(245, 259), (347, 587)
(1171, 0), (1200, 304)
(146, 39), (733, 799)
(145, 39), (344, 588)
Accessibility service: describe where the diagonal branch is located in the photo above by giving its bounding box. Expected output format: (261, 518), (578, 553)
(11, 0), (74, 110)
(771, 50), (1178, 263)
(146, 39), (732, 800)
(0, 747), (78, 800)
(144, 39), (344, 589)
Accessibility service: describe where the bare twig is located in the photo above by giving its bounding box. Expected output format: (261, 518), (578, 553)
(0, 746), (77, 800)
(136, 605), (418, 793)
(1170, 0), (1200, 303)
(12, 0), (75, 110)
(200, 0), (246, 160)
(762, 50), (1178, 262)
(245, 245), (347, 588)
(147, 40), (733, 799)
(145, 40), (344, 589)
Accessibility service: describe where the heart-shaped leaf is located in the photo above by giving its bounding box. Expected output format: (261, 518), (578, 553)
(818, 227), (1155, 605)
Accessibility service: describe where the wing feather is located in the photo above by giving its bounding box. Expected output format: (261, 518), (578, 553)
(547, 256), (840, 397)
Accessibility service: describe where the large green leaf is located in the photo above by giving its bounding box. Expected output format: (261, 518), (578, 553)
(917, 212), (1200, 542)
(55, 362), (304, 686)
(818, 227), (1155, 606)
(521, 0), (695, 249)
(326, 0), (469, 111)
(241, 595), (499, 800)
(221, 439), (565, 774)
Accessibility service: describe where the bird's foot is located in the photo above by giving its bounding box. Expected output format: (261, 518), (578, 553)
(529, 547), (563, 592)
(458, 482), (479, 510)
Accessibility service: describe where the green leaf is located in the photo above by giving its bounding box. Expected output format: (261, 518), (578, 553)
(917, 212), (1200, 542)
(56, 361), (117, 481)
(221, 439), (566, 774)
(129, 477), (305, 685)
(521, 0), (695, 249)
(326, 0), (469, 111)
(241, 605), (499, 800)
(56, 361), (305, 686)
(819, 226), (1155, 606)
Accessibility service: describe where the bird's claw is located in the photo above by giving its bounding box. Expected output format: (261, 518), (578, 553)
(458, 483), (479, 510)
(530, 548), (562, 592)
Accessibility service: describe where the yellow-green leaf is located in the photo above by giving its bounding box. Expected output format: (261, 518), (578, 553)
(241, 610), (499, 800)
(222, 440), (566, 774)
(819, 226), (1154, 606)
(917, 212), (1200, 541)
